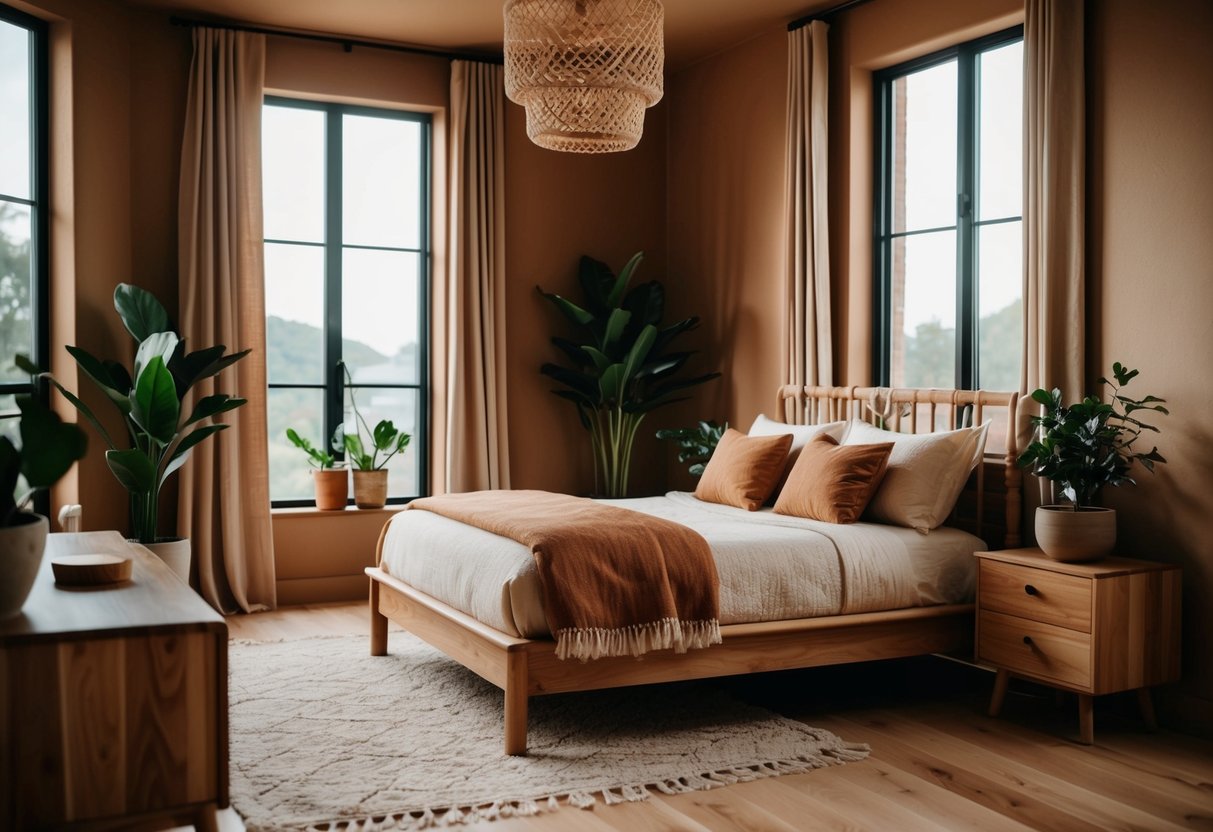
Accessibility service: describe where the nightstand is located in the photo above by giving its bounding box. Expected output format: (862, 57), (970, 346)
(975, 547), (1180, 744)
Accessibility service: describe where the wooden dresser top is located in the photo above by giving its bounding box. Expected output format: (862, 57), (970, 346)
(0, 531), (225, 646)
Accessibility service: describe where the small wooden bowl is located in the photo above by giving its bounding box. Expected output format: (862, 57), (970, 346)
(52, 554), (133, 586)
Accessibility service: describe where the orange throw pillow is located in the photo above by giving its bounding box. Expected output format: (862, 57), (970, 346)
(774, 433), (893, 524)
(695, 428), (793, 511)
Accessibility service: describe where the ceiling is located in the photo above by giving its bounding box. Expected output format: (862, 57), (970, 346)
(121, 0), (836, 69)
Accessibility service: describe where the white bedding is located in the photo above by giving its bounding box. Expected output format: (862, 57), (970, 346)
(379, 491), (983, 638)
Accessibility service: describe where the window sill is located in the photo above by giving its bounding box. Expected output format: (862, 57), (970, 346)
(271, 504), (407, 519)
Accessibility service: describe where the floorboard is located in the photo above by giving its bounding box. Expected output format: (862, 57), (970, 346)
(224, 602), (1213, 831)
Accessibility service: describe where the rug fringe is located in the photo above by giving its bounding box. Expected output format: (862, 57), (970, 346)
(299, 745), (871, 831)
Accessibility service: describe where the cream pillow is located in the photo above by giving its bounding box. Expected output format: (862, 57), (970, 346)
(841, 420), (990, 533)
(748, 415), (847, 495)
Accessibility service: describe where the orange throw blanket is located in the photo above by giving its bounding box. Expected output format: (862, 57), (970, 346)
(408, 490), (721, 661)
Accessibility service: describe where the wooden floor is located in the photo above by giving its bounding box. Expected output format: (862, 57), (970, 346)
(228, 602), (1213, 832)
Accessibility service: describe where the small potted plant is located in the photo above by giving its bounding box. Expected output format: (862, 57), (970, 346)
(286, 428), (348, 510)
(333, 365), (410, 509)
(1018, 362), (1167, 562)
(655, 420), (727, 477)
(0, 357), (89, 618)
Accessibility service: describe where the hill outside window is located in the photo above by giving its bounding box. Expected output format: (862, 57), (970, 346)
(262, 97), (430, 506)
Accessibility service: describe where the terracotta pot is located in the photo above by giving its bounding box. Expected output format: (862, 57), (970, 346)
(0, 513), (49, 619)
(352, 469), (388, 509)
(142, 537), (192, 583)
(1035, 505), (1116, 562)
(313, 467), (349, 510)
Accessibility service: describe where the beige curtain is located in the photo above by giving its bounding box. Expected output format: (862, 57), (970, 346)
(445, 60), (511, 492)
(784, 21), (833, 388)
(177, 28), (276, 613)
(1021, 0), (1086, 502)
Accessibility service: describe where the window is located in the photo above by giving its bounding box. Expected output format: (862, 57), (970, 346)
(0, 4), (48, 452)
(874, 27), (1023, 392)
(262, 98), (430, 506)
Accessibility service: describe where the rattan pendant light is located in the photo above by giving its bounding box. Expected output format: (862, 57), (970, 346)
(503, 0), (664, 153)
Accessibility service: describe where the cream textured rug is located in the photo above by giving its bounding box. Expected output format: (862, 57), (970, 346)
(229, 634), (868, 831)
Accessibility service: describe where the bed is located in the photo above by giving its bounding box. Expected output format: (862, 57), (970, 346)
(367, 385), (1022, 754)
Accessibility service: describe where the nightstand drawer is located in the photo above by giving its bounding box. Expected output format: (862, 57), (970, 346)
(978, 610), (1092, 689)
(980, 559), (1092, 632)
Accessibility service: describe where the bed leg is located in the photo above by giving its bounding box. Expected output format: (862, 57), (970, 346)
(504, 650), (529, 756)
(370, 578), (388, 656)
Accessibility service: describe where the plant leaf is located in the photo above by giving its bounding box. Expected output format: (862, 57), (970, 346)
(106, 447), (157, 494)
(114, 283), (170, 342)
(185, 394), (246, 427)
(131, 356), (180, 445)
(160, 424), (227, 486)
(17, 394), (88, 489)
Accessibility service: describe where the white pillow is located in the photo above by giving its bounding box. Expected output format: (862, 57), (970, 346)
(841, 420), (990, 533)
(748, 415), (847, 496)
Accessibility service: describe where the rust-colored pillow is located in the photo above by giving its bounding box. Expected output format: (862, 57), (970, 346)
(773, 433), (893, 524)
(695, 428), (793, 511)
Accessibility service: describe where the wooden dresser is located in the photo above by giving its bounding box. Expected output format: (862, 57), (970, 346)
(976, 547), (1180, 744)
(0, 532), (228, 830)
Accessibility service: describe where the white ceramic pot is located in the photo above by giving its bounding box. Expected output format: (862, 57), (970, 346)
(1035, 505), (1116, 562)
(0, 513), (49, 619)
(141, 537), (192, 583)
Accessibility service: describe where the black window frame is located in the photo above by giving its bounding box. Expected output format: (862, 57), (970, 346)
(872, 25), (1024, 390)
(0, 4), (50, 514)
(263, 96), (431, 508)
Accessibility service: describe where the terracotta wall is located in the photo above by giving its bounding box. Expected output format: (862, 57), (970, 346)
(1087, 0), (1213, 726)
(503, 101), (671, 496)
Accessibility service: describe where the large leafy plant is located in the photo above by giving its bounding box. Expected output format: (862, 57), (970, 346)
(44, 284), (249, 543)
(1018, 362), (1167, 508)
(655, 420), (727, 478)
(539, 252), (720, 498)
(1, 357), (88, 527)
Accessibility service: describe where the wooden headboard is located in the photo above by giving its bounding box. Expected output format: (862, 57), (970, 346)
(775, 385), (1022, 550)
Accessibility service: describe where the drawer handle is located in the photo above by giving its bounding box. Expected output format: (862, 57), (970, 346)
(1023, 636), (1034, 646)
(1024, 584), (1038, 596)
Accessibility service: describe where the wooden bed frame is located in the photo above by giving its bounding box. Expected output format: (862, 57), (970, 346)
(367, 386), (1021, 755)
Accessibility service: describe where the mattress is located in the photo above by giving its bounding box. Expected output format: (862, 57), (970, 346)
(379, 491), (984, 638)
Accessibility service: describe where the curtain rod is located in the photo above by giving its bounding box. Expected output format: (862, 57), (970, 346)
(168, 15), (503, 65)
(788, 0), (875, 31)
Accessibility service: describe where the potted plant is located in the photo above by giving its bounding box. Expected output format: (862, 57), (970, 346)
(286, 428), (348, 510)
(333, 364), (410, 509)
(539, 252), (720, 498)
(655, 420), (727, 477)
(0, 357), (88, 618)
(42, 284), (249, 580)
(1018, 362), (1167, 562)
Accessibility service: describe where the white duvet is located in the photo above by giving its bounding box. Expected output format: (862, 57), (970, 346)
(379, 491), (983, 638)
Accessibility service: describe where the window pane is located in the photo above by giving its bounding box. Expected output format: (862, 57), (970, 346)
(0, 21), (31, 199)
(344, 387), (419, 499)
(268, 387), (329, 502)
(889, 230), (956, 388)
(343, 114), (421, 249)
(977, 220), (1023, 392)
(0, 202), (33, 384)
(891, 60), (957, 233)
(978, 41), (1023, 221)
(265, 242), (326, 384)
(263, 105), (325, 242)
(341, 248), (420, 385)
